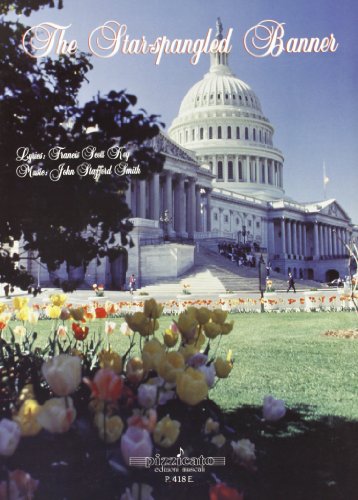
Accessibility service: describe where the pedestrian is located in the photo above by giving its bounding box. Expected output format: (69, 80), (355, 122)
(266, 261), (271, 277)
(287, 273), (296, 293)
(129, 274), (136, 294)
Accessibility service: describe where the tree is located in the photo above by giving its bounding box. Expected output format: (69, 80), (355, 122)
(0, 0), (164, 290)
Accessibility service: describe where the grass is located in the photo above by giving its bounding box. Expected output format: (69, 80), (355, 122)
(5, 311), (358, 420)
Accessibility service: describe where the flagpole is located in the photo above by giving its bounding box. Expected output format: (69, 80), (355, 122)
(323, 161), (326, 200)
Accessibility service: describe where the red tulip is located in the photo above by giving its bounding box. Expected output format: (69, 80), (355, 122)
(95, 307), (107, 319)
(85, 368), (123, 402)
(209, 483), (244, 500)
(72, 323), (89, 341)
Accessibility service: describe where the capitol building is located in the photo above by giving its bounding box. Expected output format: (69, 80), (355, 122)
(31, 21), (356, 289)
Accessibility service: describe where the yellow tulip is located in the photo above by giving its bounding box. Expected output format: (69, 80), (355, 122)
(178, 344), (199, 361)
(13, 297), (29, 311)
(195, 307), (211, 325)
(142, 338), (165, 372)
(46, 305), (61, 319)
(163, 328), (179, 348)
(50, 293), (67, 307)
(98, 349), (122, 374)
(16, 307), (30, 322)
(158, 351), (185, 383)
(153, 415), (181, 448)
(94, 413), (124, 443)
(14, 399), (42, 436)
(211, 309), (228, 325)
(125, 312), (153, 336)
(143, 299), (163, 319)
(214, 355), (233, 378)
(203, 321), (221, 339)
(176, 368), (208, 406)
(221, 321), (234, 335)
(0, 302), (6, 314)
(176, 312), (198, 341)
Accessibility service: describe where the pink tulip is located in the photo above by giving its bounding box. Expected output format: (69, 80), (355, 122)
(121, 426), (153, 466)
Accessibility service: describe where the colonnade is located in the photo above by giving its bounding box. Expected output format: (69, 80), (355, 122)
(209, 155), (283, 187)
(125, 171), (211, 238)
(279, 218), (350, 259)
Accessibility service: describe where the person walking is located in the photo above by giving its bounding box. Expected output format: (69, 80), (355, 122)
(129, 274), (136, 295)
(287, 272), (296, 293)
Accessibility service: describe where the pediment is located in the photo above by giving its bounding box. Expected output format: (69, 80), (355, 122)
(319, 201), (350, 221)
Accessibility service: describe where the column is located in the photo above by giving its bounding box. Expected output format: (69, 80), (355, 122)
(298, 223), (303, 257)
(264, 158), (268, 185)
(246, 155), (250, 182)
(187, 178), (196, 239)
(314, 222), (319, 258)
(149, 173), (160, 220)
(332, 228), (337, 256)
(255, 157), (259, 183)
(267, 219), (275, 256)
(138, 180), (146, 218)
(281, 217), (286, 255)
(319, 224), (324, 257)
(302, 224), (307, 257)
(125, 180), (132, 213)
(292, 221), (297, 256)
(195, 187), (202, 232)
(164, 172), (173, 234)
(286, 220), (292, 255)
(174, 175), (185, 235)
(206, 190), (212, 232)
(323, 225), (328, 256)
(328, 226), (333, 257)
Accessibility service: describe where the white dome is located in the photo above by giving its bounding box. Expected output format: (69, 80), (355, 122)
(179, 65), (263, 117)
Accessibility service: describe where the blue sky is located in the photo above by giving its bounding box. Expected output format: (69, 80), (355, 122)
(13, 0), (358, 222)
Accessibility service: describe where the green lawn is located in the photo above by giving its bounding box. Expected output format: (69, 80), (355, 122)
(5, 311), (358, 419)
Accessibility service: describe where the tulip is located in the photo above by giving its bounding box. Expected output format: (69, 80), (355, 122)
(137, 384), (158, 409)
(195, 307), (211, 325)
(95, 307), (107, 319)
(14, 399), (42, 436)
(127, 409), (157, 433)
(176, 312), (198, 341)
(176, 368), (208, 406)
(153, 415), (181, 448)
(0, 302), (6, 314)
(16, 306), (30, 322)
(13, 325), (26, 338)
(204, 417), (219, 435)
(120, 321), (134, 336)
(203, 321), (221, 339)
(231, 438), (256, 464)
(42, 354), (82, 396)
(0, 470), (39, 500)
(37, 397), (76, 433)
(163, 326), (179, 348)
(120, 483), (154, 500)
(94, 414), (124, 443)
(70, 307), (85, 321)
(105, 321), (116, 335)
(46, 305), (62, 319)
(263, 395), (286, 421)
(126, 357), (144, 385)
(198, 363), (216, 388)
(50, 293), (67, 307)
(120, 427), (153, 466)
(157, 351), (185, 383)
(72, 322), (89, 341)
(187, 353), (208, 368)
(211, 433), (226, 448)
(142, 338), (165, 372)
(143, 298), (163, 319)
(221, 321), (234, 335)
(60, 307), (71, 321)
(13, 297), (29, 311)
(211, 309), (228, 325)
(0, 419), (21, 456)
(85, 368), (123, 402)
(28, 310), (39, 324)
(98, 349), (122, 374)
(209, 483), (244, 500)
(57, 325), (68, 338)
(178, 344), (199, 361)
(214, 358), (233, 378)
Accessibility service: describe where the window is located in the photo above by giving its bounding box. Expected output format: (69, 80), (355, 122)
(236, 218), (239, 225)
(217, 161), (223, 179)
(228, 161), (233, 180)
(256, 221), (260, 229)
(200, 127), (204, 140)
(227, 126), (232, 139)
(253, 128), (256, 141)
(192, 129), (195, 141)
(209, 126), (213, 139)
(261, 164), (265, 183)
(259, 130), (262, 142)
(218, 93), (221, 99)
(218, 126), (222, 139)
(245, 127), (249, 140)
(224, 215), (229, 223)
(248, 220), (252, 227)
(233, 94), (236, 100)
(264, 132), (267, 144)
(225, 94), (229, 100)
(214, 213), (218, 221)
(238, 161), (243, 181)
(236, 127), (240, 139)
(185, 130), (188, 142)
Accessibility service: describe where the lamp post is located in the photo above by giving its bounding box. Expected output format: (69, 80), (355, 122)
(159, 209), (172, 241)
(258, 253), (266, 313)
